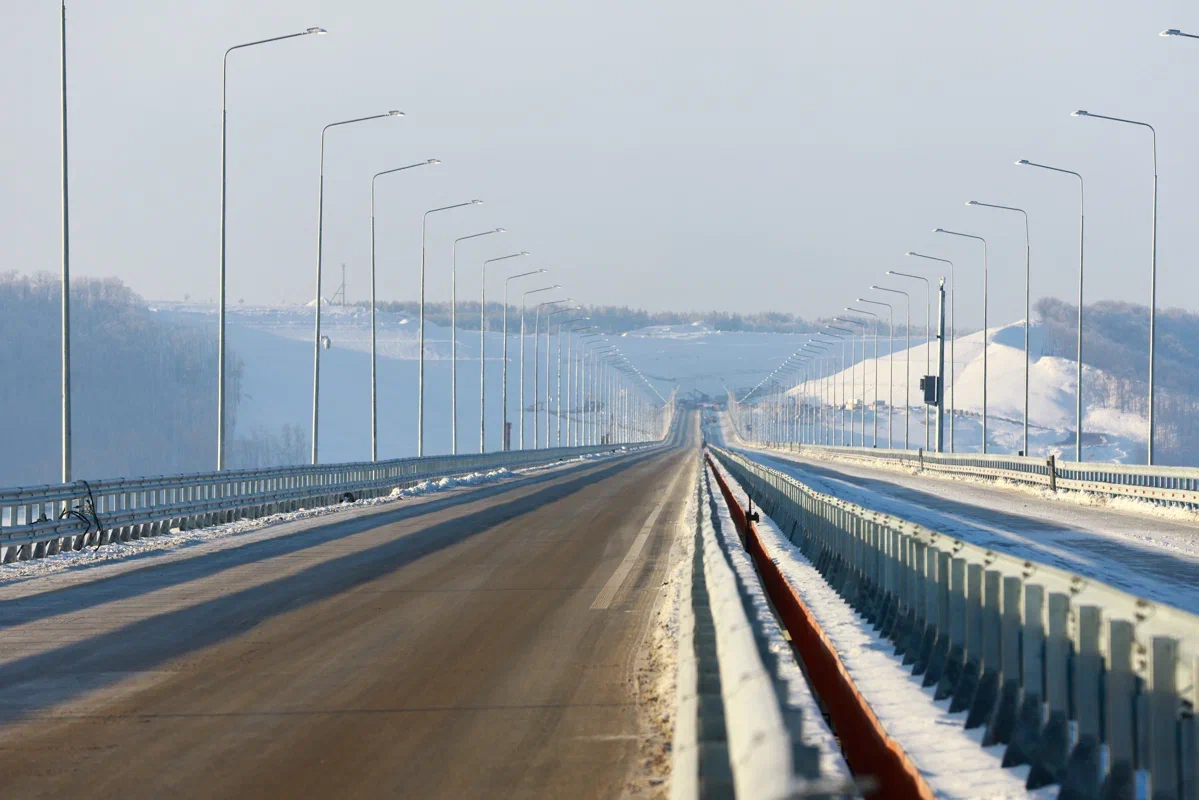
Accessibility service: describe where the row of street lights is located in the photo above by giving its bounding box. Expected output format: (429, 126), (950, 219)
(51, 9), (666, 481)
(734, 25), (1189, 465)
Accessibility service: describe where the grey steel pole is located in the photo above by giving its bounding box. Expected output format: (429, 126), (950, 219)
(858, 299), (892, 448)
(544, 307), (577, 447)
(1072, 110), (1156, 463)
(312, 110), (403, 465)
(481, 254), (531, 453)
(836, 319), (867, 446)
(558, 321), (591, 445)
(418, 199), (482, 457)
(1018, 160), (1085, 461)
(888, 272), (931, 449)
(60, 0), (72, 484)
(848, 308), (880, 447)
(967, 201), (1030, 455)
(936, 278), (947, 452)
(449, 229), (502, 455)
(827, 328), (853, 445)
(520, 286), (559, 449)
(934, 230), (988, 453)
(872, 287), (909, 448)
(575, 333), (601, 445)
(905, 253), (954, 451)
(500, 266), (542, 451)
(534, 300), (570, 449)
(369, 160), (437, 462)
(219, 26), (324, 471)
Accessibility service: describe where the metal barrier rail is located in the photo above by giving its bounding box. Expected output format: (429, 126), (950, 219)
(0, 430), (673, 564)
(747, 437), (1199, 508)
(709, 443), (1199, 800)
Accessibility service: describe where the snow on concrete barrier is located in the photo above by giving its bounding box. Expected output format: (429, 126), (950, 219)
(672, 456), (852, 799)
(710, 443), (1199, 800)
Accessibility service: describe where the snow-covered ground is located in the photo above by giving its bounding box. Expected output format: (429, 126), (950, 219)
(709, 456), (1052, 800)
(710, 413), (1199, 615)
(776, 320), (1145, 462)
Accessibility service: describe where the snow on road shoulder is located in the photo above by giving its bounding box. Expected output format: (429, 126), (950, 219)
(708, 456), (1050, 800)
(0, 452), (620, 589)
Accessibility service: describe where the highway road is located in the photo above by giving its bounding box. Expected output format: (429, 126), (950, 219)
(0, 417), (698, 798)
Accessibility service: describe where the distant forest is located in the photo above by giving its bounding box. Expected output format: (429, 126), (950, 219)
(1037, 297), (1199, 465)
(366, 300), (931, 337)
(0, 272), (305, 485)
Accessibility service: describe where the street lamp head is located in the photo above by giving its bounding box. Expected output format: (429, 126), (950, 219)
(965, 200), (978, 206)
(905, 251), (916, 256)
(495, 228), (507, 233)
(1072, 109), (1088, 117)
(870, 285), (884, 290)
(388, 110), (405, 117)
(886, 270), (896, 275)
(471, 199), (483, 205)
(536, 267), (545, 272)
(427, 159), (441, 165)
(1016, 159), (1030, 165)
(306, 27), (328, 35)
(933, 228), (945, 233)
(1162, 29), (1182, 36)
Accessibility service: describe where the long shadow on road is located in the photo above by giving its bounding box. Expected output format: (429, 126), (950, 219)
(0, 446), (677, 726)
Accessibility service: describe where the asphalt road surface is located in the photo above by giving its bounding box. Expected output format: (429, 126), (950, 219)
(0, 417), (698, 798)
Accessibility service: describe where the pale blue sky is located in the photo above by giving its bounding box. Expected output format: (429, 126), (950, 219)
(4, 1), (1197, 328)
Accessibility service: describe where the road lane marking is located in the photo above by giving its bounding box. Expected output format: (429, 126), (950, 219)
(590, 470), (684, 610)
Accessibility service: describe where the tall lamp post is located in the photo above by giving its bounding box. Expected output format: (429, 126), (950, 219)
(217, 24), (325, 472)
(545, 306), (581, 447)
(905, 253), (955, 451)
(847, 308), (881, 447)
(887, 271), (931, 450)
(519, 285), (560, 448)
(857, 299), (893, 448)
(481, 253), (531, 453)
(1017, 159), (1084, 461)
(825, 327), (854, 445)
(418, 199), (483, 456)
(534, 299), (572, 448)
(872, 287), (910, 449)
(561, 322), (594, 445)
(934, 229), (988, 453)
(450, 228), (504, 454)
(967, 201), (1031, 456)
(369, 159), (438, 461)
(1072, 109), (1157, 465)
(835, 319), (868, 446)
(311, 110), (404, 465)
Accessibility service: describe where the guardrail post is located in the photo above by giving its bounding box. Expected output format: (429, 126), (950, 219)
(1047, 454), (1057, 493)
(922, 550), (953, 686)
(1150, 637), (1181, 800)
(949, 563), (984, 713)
(1005, 584), (1045, 769)
(985, 574), (1024, 746)
(966, 569), (1003, 730)
(1027, 592), (1071, 789)
(935, 557), (968, 701)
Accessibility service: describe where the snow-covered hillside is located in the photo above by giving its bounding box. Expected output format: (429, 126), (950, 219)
(781, 320), (1145, 462)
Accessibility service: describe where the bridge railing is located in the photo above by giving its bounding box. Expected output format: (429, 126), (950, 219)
(709, 442), (1199, 798)
(0, 416), (676, 564)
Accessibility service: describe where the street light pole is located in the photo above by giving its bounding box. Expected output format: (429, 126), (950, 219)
(418, 199), (483, 456)
(534, 300), (572, 448)
(905, 253), (954, 451)
(858, 299), (893, 448)
(836, 318), (868, 446)
(60, 0), (74, 483)
(545, 307), (580, 446)
(934, 229), (988, 453)
(967, 201), (1031, 456)
(519, 285), (560, 449)
(826, 327), (854, 446)
(847, 308), (881, 447)
(1017, 159), (1084, 461)
(888, 271), (931, 450)
(562, 323), (594, 445)
(217, 24), (325, 472)
(872, 287), (910, 449)
(312, 110), (403, 465)
(450, 228), (504, 454)
(1071, 109), (1157, 465)
(483, 254), (532, 453)
(369, 159), (438, 461)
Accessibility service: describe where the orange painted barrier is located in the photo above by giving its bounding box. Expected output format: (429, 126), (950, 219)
(704, 453), (935, 800)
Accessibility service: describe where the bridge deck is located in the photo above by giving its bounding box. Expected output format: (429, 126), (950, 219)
(0, 427), (695, 797)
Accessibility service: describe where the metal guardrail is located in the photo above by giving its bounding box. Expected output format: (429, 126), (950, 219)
(709, 443), (1199, 800)
(743, 435), (1199, 508)
(0, 423), (675, 564)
